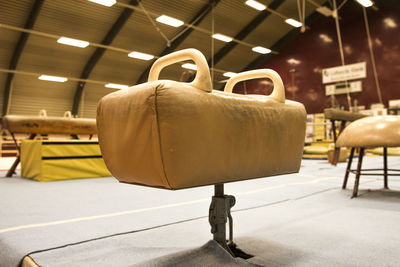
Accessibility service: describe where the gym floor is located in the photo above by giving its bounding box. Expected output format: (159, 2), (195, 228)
(1, 156), (399, 266)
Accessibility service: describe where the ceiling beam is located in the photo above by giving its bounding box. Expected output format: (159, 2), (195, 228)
(135, 0), (220, 85)
(71, 0), (139, 116)
(2, 0), (44, 116)
(208, 0), (285, 67)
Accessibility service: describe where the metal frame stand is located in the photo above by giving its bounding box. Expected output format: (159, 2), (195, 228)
(6, 132), (36, 177)
(209, 184), (236, 256)
(331, 119), (346, 166)
(342, 146), (397, 198)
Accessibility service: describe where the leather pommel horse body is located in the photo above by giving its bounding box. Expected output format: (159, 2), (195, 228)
(2, 114), (97, 177)
(97, 49), (307, 255)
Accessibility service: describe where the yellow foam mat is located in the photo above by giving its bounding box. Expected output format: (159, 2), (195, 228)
(21, 140), (111, 182)
(368, 147), (400, 156)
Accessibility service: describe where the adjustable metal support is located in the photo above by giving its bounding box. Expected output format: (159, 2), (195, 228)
(6, 132), (36, 177)
(209, 184), (236, 256)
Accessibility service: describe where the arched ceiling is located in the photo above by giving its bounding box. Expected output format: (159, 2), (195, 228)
(0, 0), (331, 118)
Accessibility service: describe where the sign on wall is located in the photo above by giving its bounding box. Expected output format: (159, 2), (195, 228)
(322, 62), (366, 84)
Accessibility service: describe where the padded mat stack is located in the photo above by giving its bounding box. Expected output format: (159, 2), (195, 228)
(21, 140), (110, 181)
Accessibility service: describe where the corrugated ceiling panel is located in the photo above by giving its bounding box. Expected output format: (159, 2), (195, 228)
(110, 11), (175, 52)
(0, 73), (6, 113)
(175, 30), (226, 61)
(0, 0), (32, 26)
(4, 0), (128, 117)
(195, 0), (262, 37)
(0, 0), (31, 66)
(106, 0), (211, 85)
(140, 0), (208, 20)
(0, 0), (33, 114)
(81, 83), (115, 118)
(244, 0), (324, 47)
(89, 49), (149, 85)
(0, 31), (21, 68)
(9, 74), (75, 116)
(18, 35), (91, 77)
(35, 0), (123, 43)
(215, 44), (259, 73)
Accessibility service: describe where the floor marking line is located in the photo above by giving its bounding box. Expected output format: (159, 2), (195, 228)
(0, 176), (338, 234)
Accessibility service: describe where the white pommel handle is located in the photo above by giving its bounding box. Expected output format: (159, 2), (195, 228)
(224, 69), (286, 103)
(148, 48), (212, 93)
(38, 109), (47, 117)
(63, 111), (72, 118)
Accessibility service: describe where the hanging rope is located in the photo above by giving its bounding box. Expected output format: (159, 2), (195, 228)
(138, 1), (171, 47)
(337, 0), (348, 11)
(362, 7), (383, 104)
(332, 0), (352, 110)
(297, 0), (306, 32)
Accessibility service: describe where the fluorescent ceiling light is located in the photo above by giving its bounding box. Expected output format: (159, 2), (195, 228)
(88, 0), (116, 7)
(316, 6), (333, 17)
(105, 83), (129, 90)
(57, 37), (89, 48)
(38, 75), (68, 82)
(128, 51), (154, 60)
(182, 63), (197, 71)
(252, 46), (271, 54)
(285, 18), (302, 28)
(245, 0), (266, 11)
(156, 15), (184, 27)
(212, 33), (233, 42)
(223, 72), (237, 78)
(355, 0), (373, 7)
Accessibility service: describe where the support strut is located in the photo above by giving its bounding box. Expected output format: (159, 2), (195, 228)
(209, 184), (236, 255)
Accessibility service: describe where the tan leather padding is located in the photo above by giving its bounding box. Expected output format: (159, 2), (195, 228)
(2, 115), (97, 135)
(324, 108), (367, 121)
(21, 256), (39, 267)
(97, 80), (306, 190)
(336, 116), (400, 148)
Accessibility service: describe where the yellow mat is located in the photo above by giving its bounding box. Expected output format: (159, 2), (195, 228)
(21, 140), (111, 181)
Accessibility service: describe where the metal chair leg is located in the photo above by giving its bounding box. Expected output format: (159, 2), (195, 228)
(343, 147), (355, 189)
(352, 148), (364, 198)
(383, 147), (388, 189)
(6, 132), (36, 177)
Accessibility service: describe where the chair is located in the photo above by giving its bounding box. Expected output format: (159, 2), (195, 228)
(337, 115), (400, 198)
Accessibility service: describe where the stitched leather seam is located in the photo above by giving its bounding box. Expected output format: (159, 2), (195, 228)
(154, 84), (173, 189)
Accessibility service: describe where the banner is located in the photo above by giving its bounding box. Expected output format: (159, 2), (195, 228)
(322, 62), (366, 84)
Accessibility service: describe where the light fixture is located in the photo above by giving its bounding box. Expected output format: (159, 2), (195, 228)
(285, 18), (302, 28)
(316, 6), (334, 17)
(223, 72), (237, 78)
(383, 17), (397, 28)
(355, 0), (373, 7)
(245, 0), (266, 11)
(128, 51), (154, 61)
(105, 83), (129, 90)
(88, 0), (116, 7)
(38, 75), (68, 82)
(212, 33), (233, 42)
(57, 37), (89, 48)
(182, 63), (197, 71)
(252, 46), (271, 54)
(156, 15), (184, 27)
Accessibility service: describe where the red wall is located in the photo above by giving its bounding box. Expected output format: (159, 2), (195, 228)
(236, 2), (400, 114)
